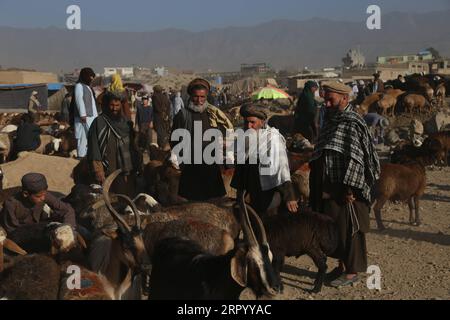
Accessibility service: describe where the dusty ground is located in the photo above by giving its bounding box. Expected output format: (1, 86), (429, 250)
(256, 166), (450, 300)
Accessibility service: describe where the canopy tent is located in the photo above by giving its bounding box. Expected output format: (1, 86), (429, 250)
(0, 84), (47, 112)
(47, 86), (69, 112)
(251, 86), (290, 101)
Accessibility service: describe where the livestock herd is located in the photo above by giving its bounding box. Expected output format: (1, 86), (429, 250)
(0, 73), (449, 300)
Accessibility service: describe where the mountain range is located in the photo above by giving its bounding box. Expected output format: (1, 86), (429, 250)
(1, 10), (449, 73)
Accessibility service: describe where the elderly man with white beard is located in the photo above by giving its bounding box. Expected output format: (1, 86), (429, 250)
(170, 78), (234, 201)
(230, 103), (298, 217)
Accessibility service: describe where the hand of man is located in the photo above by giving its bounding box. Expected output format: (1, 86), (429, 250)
(345, 193), (356, 204)
(286, 201), (299, 213)
(80, 116), (87, 124)
(94, 171), (105, 185)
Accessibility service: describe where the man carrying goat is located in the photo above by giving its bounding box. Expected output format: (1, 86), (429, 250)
(309, 81), (380, 288)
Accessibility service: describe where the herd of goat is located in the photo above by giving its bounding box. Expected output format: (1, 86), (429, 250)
(0, 125), (447, 299)
(0, 75), (449, 299)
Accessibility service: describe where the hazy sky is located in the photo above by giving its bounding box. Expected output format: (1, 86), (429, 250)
(0, 0), (449, 31)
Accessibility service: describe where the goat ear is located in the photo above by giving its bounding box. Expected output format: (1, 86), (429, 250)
(140, 219), (148, 230)
(76, 233), (88, 249)
(230, 248), (247, 287)
(51, 245), (58, 256)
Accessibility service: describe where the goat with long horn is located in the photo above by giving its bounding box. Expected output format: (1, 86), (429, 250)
(148, 191), (281, 300)
(88, 169), (150, 300)
(0, 226), (27, 273)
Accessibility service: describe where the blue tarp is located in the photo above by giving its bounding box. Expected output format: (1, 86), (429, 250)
(47, 83), (64, 91)
(0, 83), (64, 90)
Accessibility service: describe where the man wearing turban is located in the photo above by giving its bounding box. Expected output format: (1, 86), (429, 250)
(171, 78), (233, 201)
(231, 103), (298, 216)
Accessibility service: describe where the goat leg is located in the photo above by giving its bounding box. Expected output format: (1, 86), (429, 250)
(414, 196), (421, 226)
(373, 200), (386, 231)
(445, 148), (449, 167)
(272, 254), (285, 293)
(308, 249), (327, 293)
(408, 197), (415, 225)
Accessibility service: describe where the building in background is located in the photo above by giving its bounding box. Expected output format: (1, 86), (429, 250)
(0, 70), (58, 85)
(240, 63), (273, 76)
(103, 67), (134, 78)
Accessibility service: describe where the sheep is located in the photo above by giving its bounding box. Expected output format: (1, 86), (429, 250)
(250, 206), (337, 293)
(148, 194), (281, 300)
(372, 161), (427, 230)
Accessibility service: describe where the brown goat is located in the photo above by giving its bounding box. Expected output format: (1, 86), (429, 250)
(428, 131), (450, 166)
(143, 219), (235, 259)
(291, 164), (310, 204)
(358, 93), (383, 115)
(372, 162), (427, 230)
(143, 159), (183, 206)
(403, 94), (431, 114)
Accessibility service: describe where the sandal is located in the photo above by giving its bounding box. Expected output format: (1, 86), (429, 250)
(330, 274), (359, 288)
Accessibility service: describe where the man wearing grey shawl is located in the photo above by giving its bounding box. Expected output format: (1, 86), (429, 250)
(87, 91), (138, 196)
(231, 103), (298, 216)
(309, 81), (380, 288)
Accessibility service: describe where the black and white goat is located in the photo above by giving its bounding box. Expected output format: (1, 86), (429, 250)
(148, 194), (281, 300)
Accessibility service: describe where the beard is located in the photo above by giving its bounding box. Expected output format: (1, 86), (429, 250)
(187, 101), (208, 113)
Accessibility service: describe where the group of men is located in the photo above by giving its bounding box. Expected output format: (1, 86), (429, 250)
(0, 70), (381, 290)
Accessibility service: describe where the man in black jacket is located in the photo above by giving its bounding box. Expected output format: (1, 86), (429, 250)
(12, 113), (41, 159)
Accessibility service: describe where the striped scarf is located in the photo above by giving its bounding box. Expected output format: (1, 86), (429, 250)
(313, 108), (380, 202)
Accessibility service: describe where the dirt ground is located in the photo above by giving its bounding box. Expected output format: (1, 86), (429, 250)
(246, 166), (450, 300)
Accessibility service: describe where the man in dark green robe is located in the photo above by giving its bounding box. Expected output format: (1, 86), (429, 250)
(293, 80), (319, 142)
